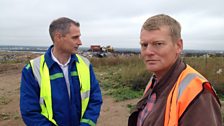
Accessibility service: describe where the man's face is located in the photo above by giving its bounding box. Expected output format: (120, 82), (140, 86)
(58, 24), (82, 54)
(140, 26), (182, 78)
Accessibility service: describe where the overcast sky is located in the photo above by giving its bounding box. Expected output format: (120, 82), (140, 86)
(0, 0), (223, 50)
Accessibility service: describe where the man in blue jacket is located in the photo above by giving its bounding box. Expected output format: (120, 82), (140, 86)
(20, 17), (102, 126)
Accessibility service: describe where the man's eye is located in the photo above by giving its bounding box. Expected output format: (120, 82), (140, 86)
(72, 36), (80, 40)
(154, 42), (164, 46)
(156, 43), (163, 45)
(141, 43), (148, 48)
(72, 37), (78, 39)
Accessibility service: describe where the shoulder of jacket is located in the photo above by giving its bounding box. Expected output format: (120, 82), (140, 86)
(76, 54), (90, 66)
(25, 63), (31, 70)
(24, 56), (41, 70)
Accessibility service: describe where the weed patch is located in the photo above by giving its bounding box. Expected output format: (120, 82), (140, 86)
(93, 55), (224, 101)
(106, 87), (143, 101)
(127, 104), (136, 113)
(0, 112), (10, 120)
(0, 96), (11, 105)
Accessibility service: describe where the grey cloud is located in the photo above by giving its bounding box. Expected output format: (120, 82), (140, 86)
(0, 0), (223, 50)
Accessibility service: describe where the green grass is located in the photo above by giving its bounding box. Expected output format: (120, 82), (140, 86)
(94, 65), (145, 101)
(127, 103), (136, 112)
(217, 93), (224, 101)
(106, 87), (143, 101)
(92, 55), (224, 124)
(92, 55), (224, 101)
(92, 55), (148, 101)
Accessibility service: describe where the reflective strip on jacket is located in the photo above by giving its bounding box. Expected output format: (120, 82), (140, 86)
(30, 54), (92, 126)
(143, 65), (218, 126)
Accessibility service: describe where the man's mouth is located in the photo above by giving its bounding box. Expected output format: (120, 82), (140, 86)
(145, 59), (158, 64)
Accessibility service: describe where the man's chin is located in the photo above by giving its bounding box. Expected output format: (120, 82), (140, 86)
(146, 67), (158, 73)
(72, 50), (78, 54)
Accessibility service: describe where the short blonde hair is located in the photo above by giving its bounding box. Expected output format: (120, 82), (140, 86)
(142, 14), (181, 41)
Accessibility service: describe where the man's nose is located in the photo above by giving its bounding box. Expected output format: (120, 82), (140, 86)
(77, 38), (82, 45)
(144, 44), (155, 55)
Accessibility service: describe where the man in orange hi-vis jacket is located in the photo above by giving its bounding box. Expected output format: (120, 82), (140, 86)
(128, 14), (222, 126)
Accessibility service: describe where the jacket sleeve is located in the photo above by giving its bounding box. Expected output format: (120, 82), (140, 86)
(20, 64), (55, 126)
(179, 87), (222, 126)
(80, 64), (103, 126)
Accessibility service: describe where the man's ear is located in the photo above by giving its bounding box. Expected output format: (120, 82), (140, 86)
(176, 38), (183, 54)
(54, 32), (62, 42)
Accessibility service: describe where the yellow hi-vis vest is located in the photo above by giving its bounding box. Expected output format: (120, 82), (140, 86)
(30, 54), (94, 126)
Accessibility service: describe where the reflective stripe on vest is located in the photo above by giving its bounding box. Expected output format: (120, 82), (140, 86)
(30, 54), (93, 126)
(164, 65), (212, 126)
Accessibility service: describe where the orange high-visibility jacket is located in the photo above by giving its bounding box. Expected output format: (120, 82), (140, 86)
(144, 65), (218, 126)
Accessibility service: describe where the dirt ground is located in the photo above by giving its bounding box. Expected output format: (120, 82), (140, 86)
(0, 61), (138, 126)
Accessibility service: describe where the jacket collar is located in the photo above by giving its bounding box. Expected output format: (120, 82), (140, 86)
(153, 57), (186, 97)
(44, 45), (79, 69)
(136, 57), (186, 111)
